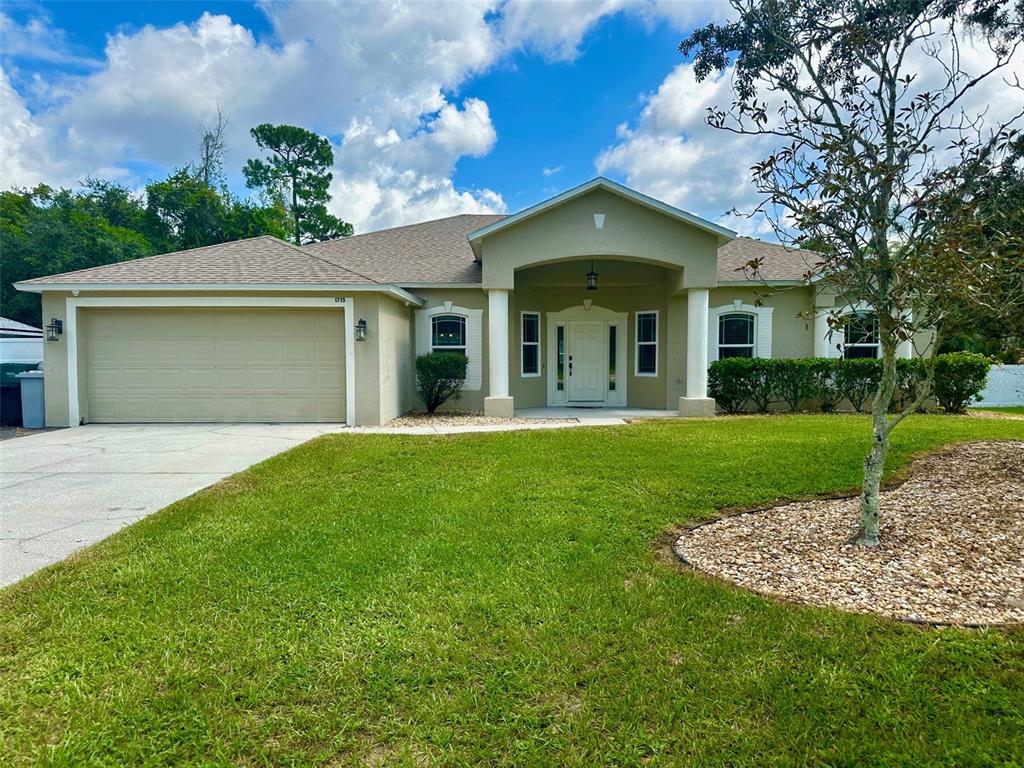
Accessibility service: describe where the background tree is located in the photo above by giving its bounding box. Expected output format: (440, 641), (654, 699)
(681, 0), (1022, 545)
(196, 108), (229, 190)
(243, 123), (353, 245)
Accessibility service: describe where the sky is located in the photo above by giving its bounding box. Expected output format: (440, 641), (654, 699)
(1, 1), (1020, 238)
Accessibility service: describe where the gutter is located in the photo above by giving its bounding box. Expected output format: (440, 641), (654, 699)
(12, 281), (426, 307)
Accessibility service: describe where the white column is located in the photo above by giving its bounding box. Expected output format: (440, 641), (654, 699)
(485, 289), (514, 416)
(813, 309), (831, 358)
(680, 287), (715, 417)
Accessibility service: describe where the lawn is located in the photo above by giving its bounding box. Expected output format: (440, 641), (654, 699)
(1, 415), (1022, 767)
(972, 405), (1024, 416)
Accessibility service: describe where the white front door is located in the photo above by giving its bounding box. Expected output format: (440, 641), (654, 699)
(568, 320), (606, 403)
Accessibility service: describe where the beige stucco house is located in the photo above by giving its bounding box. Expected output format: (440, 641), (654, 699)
(14, 178), (908, 427)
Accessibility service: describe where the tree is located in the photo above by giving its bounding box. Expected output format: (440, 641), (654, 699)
(681, 0), (1023, 545)
(243, 123), (353, 245)
(0, 185), (153, 326)
(196, 108), (229, 190)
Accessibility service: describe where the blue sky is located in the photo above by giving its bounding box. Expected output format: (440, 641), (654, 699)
(2, 1), (767, 234)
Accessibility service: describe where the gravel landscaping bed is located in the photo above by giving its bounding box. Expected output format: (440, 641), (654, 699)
(675, 441), (1024, 626)
(386, 410), (575, 427)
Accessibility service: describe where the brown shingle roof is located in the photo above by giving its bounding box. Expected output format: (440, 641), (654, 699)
(305, 214), (505, 284)
(716, 237), (821, 282)
(18, 236), (377, 286)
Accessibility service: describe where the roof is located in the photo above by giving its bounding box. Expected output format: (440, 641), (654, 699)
(716, 237), (822, 282)
(0, 317), (43, 337)
(467, 177), (736, 246)
(305, 214), (504, 284)
(16, 236), (378, 287)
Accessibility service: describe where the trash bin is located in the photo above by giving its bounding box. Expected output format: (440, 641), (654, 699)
(15, 369), (45, 429)
(1, 362), (41, 426)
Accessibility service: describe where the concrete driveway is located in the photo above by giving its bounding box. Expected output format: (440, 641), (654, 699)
(0, 423), (345, 587)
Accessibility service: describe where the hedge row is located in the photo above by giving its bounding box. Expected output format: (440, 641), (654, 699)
(708, 352), (991, 414)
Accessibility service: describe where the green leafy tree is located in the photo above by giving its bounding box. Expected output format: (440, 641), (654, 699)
(681, 0), (1022, 546)
(1, 185), (153, 325)
(243, 124), (353, 245)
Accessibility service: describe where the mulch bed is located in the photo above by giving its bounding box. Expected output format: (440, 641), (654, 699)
(674, 441), (1024, 626)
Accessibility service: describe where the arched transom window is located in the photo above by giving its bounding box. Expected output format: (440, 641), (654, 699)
(843, 312), (879, 359)
(718, 313), (755, 358)
(431, 315), (466, 353)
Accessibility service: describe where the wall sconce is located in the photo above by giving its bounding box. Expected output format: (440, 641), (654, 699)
(355, 318), (368, 341)
(45, 318), (63, 342)
(585, 259), (598, 291)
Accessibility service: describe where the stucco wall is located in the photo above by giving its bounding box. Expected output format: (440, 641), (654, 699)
(40, 291), (72, 426)
(479, 188), (720, 290)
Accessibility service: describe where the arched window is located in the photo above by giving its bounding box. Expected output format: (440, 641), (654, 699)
(718, 313), (755, 358)
(843, 312), (879, 359)
(431, 315), (466, 354)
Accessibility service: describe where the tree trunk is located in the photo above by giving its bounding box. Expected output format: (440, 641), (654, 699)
(291, 182), (301, 246)
(855, 343), (898, 547)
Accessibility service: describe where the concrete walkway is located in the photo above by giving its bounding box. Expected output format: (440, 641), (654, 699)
(0, 424), (344, 587)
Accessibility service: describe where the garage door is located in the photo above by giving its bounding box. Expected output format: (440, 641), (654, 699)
(83, 308), (345, 423)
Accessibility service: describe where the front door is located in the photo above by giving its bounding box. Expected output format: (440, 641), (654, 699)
(568, 320), (606, 403)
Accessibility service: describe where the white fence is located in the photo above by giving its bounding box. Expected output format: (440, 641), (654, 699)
(976, 364), (1024, 407)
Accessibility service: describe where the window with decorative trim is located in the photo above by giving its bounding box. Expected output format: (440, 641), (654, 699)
(635, 311), (658, 376)
(521, 312), (540, 376)
(843, 312), (880, 359)
(431, 315), (466, 354)
(718, 313), (755, 358)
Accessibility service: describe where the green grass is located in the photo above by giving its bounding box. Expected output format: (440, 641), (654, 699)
(2, 415), (1023, 767)
(971, 405), (1024, 415)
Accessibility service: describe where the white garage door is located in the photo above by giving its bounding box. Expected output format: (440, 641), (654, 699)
(83, 307), (345, 423)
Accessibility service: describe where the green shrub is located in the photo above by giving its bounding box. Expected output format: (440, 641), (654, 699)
(934, 352), (991, 413)
(746, 359), (777, 413)
(893, 358), (928, 412)
(835, 358), (883, 412)
(708, 357), (756, 414)
(773, 359), (818, 412)
(809, 358), (841, 412)
(415, 351), (469, 413)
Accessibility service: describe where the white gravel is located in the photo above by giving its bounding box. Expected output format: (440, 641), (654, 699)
(675, 441), (1024, 626)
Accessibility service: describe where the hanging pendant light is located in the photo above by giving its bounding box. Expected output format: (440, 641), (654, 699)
(585, 259), (598, 291)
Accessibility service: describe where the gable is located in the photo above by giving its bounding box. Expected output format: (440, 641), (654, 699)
(476, 187), (725, 290)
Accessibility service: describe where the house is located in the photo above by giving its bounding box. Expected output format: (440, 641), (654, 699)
(13, 178), (916, 427)
(0, 317), (44, 364)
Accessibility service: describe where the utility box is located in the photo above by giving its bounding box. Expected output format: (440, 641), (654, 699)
(15, 369), (45, 429)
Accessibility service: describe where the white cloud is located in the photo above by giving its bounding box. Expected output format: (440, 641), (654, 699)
(0, 11), (99, 68)
(542, 165), (563, 176)
(499, 0), (732, 61)
(597, 28), (1024, 238)
(0, 67), (66, 189)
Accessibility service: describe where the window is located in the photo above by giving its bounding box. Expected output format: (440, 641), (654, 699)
(521, 312), (540, 376)
(719, 313), (755, 358)
(843, 312), (880, 359)
(431, 315), (466, 353)
(608, 324), (617, 391)
(635, 311), (658, 376)
(556, 325), (565, 391)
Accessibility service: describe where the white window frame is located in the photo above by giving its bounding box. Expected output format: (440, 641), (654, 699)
(430, 314), (467, 355)
(520, 311), (541, 377)
(842, 311), (881, 359)
(634, 310), (659, 377)
(708, 302), (773, 362)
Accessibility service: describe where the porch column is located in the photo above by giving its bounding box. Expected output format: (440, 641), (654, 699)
(813, 309), (831, 358)
(679, 287), (716, 417)
(484, 288), (514, 417)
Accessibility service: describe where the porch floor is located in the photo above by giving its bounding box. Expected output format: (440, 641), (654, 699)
(514, 406), (679, 423)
